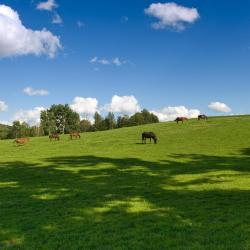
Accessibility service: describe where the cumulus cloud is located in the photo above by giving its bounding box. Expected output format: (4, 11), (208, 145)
(90, 57), (127, 66)
(0, 4), (61, 58)
(151, 106), (200, 122)
(105, 95), (141, 114)
(23, 87), (49, 96)
(37, 0), (57, 11)
(0, 100), (8, 112)
(145, 2), (199, 31)
(208, 102), (231, 113)
(70, 97), (98, 115)
(13, 107), (45, 125)
(52, 13), (63, 24)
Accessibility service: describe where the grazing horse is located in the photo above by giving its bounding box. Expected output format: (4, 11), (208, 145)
(198, 114), (208, 120)
(70, 132), (81, 140)
(49, 134), (60, 141)
(14, 138), (29, 146)
(142, 132), (157, 144)
(175, 117), (188, 124)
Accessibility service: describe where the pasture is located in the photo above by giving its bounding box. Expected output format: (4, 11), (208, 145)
(1, 116), (250, 249)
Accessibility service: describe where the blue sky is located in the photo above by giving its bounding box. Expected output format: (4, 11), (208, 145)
(0, 0), (250, 124)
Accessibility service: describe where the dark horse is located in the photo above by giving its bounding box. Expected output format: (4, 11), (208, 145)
(198, 114), (208, 120)
(175, 117), (188, 124)
(70, 132), (81, 140)
(49, 134), (60, 141)
(142, 132), (157, 144)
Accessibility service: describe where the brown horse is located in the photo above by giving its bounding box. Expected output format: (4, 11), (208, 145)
(14, 138), (29, 146)
(198, 114), (208, 120)
(49, 134), (60, 141)
(142, 132), (157, 144)
(175, 117), (188, 124)
(70, 132), (81, 140)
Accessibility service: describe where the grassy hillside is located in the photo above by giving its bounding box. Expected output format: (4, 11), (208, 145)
(1, 116), (250, 249)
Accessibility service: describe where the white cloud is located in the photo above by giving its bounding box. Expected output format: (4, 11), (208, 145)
(90, 57), (97, 63)
(208, 102), (231, 113)
(145, 2), (199, 31)
(37, 0), (57, 11)
(77, 21), (85, 28)
(70, 97), (98, 115)
(151, 106), (200, 121)
(105, 95), (141, 114)
(90, 56), (127, 66)
(112, 57), (126, 66)
(23, 87), (49, 96)
(0, 120), (11, 125)
(98, 59), (110, 65)
(0, 100), (8, 112)
(0, 4), (61, 58)
(52, 13), (63, 24)
(13, 107), (45, 125)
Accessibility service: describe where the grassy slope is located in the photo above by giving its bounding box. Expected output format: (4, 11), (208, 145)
(0, 116), (250, 250)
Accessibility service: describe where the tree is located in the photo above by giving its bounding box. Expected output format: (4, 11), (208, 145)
(10, 121), (21, 138)
(80, 119), (92, 132)
(40, 104), (80, 135)
(105, 112), (116, 130)
(0, 124), (11, 139)
(94, 112), (104, 130)
(117, 115), (130, 128)
(128, 109), (159, 127)
(129, 112), (144, 126)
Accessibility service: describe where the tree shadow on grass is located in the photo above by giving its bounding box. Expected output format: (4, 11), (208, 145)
(1, 150), (250, 249)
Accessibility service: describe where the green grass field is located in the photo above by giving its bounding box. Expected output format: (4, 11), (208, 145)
(1, 116), (250, 250)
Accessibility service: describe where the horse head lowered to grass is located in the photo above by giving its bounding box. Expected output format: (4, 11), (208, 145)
(142, 132), (157, 144)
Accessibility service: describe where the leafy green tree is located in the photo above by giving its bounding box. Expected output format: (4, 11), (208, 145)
(105, 112), (116, 130)
(10, 121), (21, 138)
(40, 104), (80, 134)
(129, 112), (144, 126)
(94, 112), (104, 130)
(0, 124), (11, 139)
(117, 115), (130, 128)
(80, 119), (92, 132)
(128, 109), (159, 127)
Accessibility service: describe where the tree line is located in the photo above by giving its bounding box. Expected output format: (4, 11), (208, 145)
(0, 104), (159, 139)
(0, 121), (43, 140)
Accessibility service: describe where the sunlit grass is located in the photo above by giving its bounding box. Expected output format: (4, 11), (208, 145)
(0, 116), (250, 249)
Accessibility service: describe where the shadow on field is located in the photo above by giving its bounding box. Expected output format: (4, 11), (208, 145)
(1, 150), (250, 249)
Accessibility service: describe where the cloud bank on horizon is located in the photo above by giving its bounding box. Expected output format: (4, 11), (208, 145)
(152, 106), (200, 122)
(0, 92), (233, 125)
(208, 102), (232, 113)
(13, 107), (45, 126)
